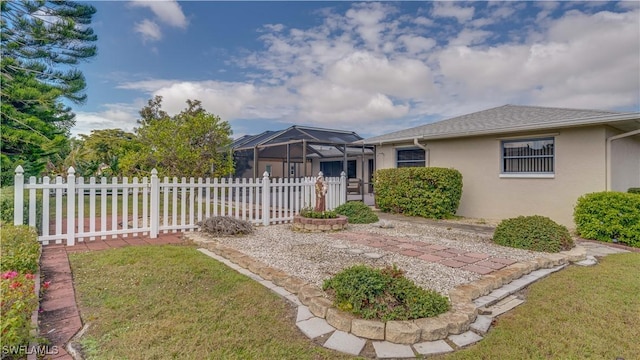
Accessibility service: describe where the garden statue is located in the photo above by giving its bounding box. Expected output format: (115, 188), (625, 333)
(314, 173), (328, 212)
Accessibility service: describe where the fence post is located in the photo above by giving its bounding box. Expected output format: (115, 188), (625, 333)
(340, 171), (347, 206)
(66, 167), (76, 246)
(262, 171), (270, 226)
(14, 166), (24, 225)
(150, 169), (159, 238)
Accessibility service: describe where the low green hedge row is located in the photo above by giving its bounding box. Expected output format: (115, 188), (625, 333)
(574, 191), (640, 247)
(374, 167), (462, 219)
(0, 224), (42, 355)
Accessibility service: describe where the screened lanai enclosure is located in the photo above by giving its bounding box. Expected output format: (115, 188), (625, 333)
(231, 126), (375, 199)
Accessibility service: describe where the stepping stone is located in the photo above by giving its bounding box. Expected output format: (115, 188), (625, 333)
(473, 294), (499, 308)
(296, 317), (335, 339)
(285, 294), (302, 306)
(364, 252), (384, 259)
(413, 340), (454, 355)
(470, 315), (493, 334)
(486, 295), (525, 317)
(448, 331), (483, 347)
(271, 286), (292, 297)
(348, 248), (364, 254)
(372, 341), (415, 358)
(323, 331), (366, 356)
(296, 306), (314, 322)
(332, 244), (349, 249)
(575, 256), (598, 266)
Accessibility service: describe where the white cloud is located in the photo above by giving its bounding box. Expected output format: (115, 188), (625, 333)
(73, 103), (141, 137)
(431, 2), (475, 23)
(134, 19), (162, 42)
(84, 3), (640, 138)
(129, 0), (188, 28)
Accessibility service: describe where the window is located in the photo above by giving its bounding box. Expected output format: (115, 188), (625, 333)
(396, 148), (425, 168)
(501, 138), (554, 174)
(320, 160), (356, 178)
(265, 164), (272, 176)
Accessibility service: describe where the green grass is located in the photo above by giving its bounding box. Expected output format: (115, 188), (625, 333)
(437, 252), (640, 360)
(69, 245), (356, 360)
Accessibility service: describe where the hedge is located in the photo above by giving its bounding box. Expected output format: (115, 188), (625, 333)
(374, 167), (462, 219)
(493, 215), (574, 253)
(574, 191), (640, 248)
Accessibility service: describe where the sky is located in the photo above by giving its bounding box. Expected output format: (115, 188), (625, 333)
(72, 1), (640, 139)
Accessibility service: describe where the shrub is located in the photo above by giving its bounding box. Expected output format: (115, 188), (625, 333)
(197, 216), (253, 236)
(574, 191), (640, 247)
(0, 225), (40, 273)
(374, 167), (462, 219)
(1, 271), (39, 354)
(299, 207), (337, 219)
(628, 188), (640, 194)
(493, 215), (574, 253)
(333, 201), (378, 224)
(322, 264), (450, 321)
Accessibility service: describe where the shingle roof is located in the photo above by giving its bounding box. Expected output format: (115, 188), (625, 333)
(363, 104), (640, 144)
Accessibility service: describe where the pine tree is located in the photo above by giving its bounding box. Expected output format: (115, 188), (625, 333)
(1, 1), (98, 185)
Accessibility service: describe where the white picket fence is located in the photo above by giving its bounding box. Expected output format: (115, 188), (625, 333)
(13, 166), (347, 246)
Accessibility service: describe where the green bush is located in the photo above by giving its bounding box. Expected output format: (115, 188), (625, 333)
(299, 207), (337, 219)
(0, 224), (41, 355)
(574, 191), (640, 247)
(493, 216), (574, 253)
(374, 167), (462, 219)
(628, 188), (640, 194)
(322, 264), (450, 321)
(1, 271), (39, 355)
(333, 201), (378, 224)
(0, 225), (40, 273)
(197, 216), (253, 236)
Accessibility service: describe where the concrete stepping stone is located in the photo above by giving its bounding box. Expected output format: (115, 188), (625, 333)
(413, 340), (454, 355)
(372, 341), (416, 358)
(575, 255), (598, 266)
(296, 305), (314, 322)
(470, 315), (493, 334)
(348, 248), (364, 254)
(448, 331), (483, 347)
(296, 317), (335, 339)
(323, 331), (366, 356)
(332, 244), (349, 249)
(486, 295), (525, 317)
(364, 252), (384, 259)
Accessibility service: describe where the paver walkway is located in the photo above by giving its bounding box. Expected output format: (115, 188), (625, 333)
(329, 231), (516, 275)
(38, 233), (184, 360)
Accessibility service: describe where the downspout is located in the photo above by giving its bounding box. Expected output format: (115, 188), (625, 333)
(606, 129), (640, 191)
(413, 138), (429, 167)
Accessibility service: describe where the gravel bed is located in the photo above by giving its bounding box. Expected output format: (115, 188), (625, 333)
(201, 220), (545, 295)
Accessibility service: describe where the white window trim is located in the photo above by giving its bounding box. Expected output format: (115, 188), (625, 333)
(499, 173), (555, 179)
(500, 136), (555, 176)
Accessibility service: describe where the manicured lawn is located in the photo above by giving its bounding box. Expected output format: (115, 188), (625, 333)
(437, 252), (640, 360)
(69, 245), (355, 360)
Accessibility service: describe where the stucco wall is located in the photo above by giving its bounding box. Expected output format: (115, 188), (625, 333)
(609, 129), (640, 192)
(375, 126), (610, 227)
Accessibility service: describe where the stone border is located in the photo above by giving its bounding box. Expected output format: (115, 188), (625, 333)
(187, 232), (586, 349)
(292, 215), (348, 232)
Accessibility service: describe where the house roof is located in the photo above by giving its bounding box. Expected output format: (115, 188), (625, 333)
(362, 104), (640, 144)
(232, 125), (363, 151)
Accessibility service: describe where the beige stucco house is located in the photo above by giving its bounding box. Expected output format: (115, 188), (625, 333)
(362, 105), (640, 227)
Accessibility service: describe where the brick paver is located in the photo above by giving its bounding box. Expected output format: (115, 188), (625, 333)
(461, 264), (494, 275)
(475, 260), (507, 270)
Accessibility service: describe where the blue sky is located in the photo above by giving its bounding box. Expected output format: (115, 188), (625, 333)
(73, 1), (640, 139)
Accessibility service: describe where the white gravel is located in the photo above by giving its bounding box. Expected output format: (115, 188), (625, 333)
(198, 220), (544, 295)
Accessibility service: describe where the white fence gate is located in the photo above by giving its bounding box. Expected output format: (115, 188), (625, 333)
(13, 166), (347, 246)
